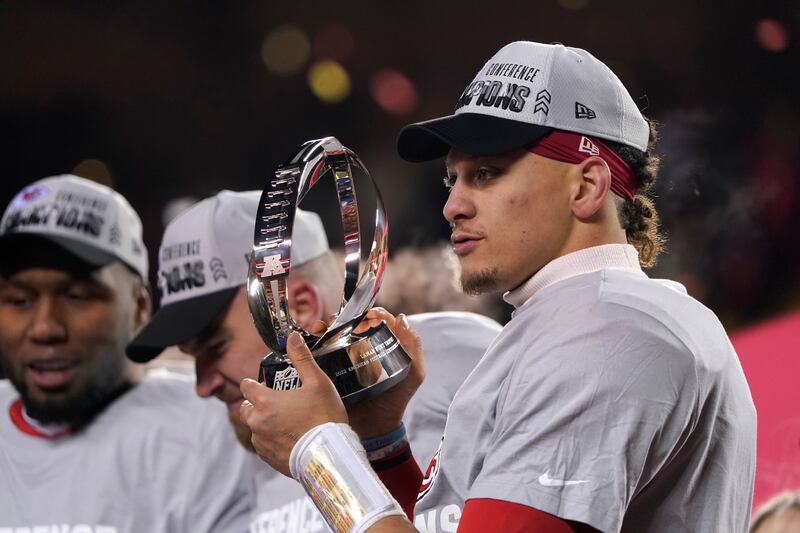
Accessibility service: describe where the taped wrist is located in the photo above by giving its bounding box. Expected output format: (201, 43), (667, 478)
(290, 422), (405, 533)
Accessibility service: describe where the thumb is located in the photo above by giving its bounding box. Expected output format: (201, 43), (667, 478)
(395, 313), (425, 376)
(284, 331), (325, 384)
(240, 377), (265, 403)
(396, 314), (422, 353)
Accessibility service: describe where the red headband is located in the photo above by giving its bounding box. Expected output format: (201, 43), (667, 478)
(529, 131), (637, 200)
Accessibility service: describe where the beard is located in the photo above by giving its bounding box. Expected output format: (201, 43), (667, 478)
(228, 410), (255, 453)
(5, 350), (131, 430)
(460, 267), (500, 295)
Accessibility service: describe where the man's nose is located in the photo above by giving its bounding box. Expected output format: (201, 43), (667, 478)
(195, 357), (225, 399)
(443, 180), (477, 224)
(27, 297), (67, 344)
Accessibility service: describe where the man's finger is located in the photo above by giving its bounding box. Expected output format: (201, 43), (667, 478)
(284, 331), (325, 383)
(238, 398), (255, 425)
(308, 319), (328, 336)
(354, 307), (395, 334)
(395, 313), (425, 375)
(396, 314), (421, 347)
(364, 307), (394, 325)
(240, 377), (266, 402)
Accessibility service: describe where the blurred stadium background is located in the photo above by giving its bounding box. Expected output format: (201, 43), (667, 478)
(1, 0), (797, 329)
(1, 0), (798, 510)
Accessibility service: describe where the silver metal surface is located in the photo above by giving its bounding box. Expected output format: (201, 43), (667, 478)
(248, 136), (407, 403)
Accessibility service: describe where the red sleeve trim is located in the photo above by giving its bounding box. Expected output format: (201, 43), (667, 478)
(458, 499), (599, 533)
(371, 447), (422, 520)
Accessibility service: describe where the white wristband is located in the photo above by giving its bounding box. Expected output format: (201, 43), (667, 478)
(289, 422), (405, 533)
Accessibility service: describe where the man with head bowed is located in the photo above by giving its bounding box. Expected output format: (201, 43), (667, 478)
(126, 190), (500, 531)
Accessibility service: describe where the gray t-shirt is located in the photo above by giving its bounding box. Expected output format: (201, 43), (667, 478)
(246, 311), (502, 533)
(414, 269), (756, 533)
(0, 371), (252, 533)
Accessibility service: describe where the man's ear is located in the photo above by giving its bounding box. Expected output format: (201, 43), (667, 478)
(571, 156), (612, 220)
(287, 280), (323, 331)
(133, 281), (153, 333)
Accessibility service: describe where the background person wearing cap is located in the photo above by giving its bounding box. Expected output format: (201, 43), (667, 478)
(0, 175), (251, 532)
(749, 491), (800, 533)
(237, 41), (757, 533)
(126, 190), (501, 531)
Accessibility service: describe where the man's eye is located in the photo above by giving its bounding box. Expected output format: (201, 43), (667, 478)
(442, 174), (456, 190)
(1, 294), (31, 307)
(65, 290), (91, 302)
(204, 339), (228, 358)
(212, 342), (227, 354)
(475, 168), (497, 182)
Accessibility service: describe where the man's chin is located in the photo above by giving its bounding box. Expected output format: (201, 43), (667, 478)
(14, 375), (107, 427)
(227, 411), (255, 453)
(460, 267), (501, 295)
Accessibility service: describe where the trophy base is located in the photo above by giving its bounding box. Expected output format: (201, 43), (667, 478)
(259, 322), (412, 406)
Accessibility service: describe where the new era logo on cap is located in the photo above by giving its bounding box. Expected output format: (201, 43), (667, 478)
(575, 102), (597, 119)
(578, 136), (600, 156)
(0, 175), (148, 278)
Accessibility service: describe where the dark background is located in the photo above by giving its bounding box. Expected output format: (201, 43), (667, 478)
(1, 0), (797, 329)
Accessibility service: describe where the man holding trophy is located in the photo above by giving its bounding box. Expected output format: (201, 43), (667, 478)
(238, 41), (757, 532)
(126, 186), (500, 530)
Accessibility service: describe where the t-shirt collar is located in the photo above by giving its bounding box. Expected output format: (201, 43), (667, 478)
(503, 244), (643, 310)
(9, 398), (71, 439)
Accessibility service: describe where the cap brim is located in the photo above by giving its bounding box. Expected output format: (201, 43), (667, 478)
(126, 287), (239, 363)
(0, 232), (117, 268)
(397, 113), (554, 162)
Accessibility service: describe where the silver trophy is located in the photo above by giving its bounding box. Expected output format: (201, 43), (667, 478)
(247, 137), (411, 405)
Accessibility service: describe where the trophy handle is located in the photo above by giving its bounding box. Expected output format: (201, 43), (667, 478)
(248, 136), (389, 356)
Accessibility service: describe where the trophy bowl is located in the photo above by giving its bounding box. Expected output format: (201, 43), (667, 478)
(247, 137), (411, 405)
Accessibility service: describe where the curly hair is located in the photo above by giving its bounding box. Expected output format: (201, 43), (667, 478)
(604, 119), (665, 267)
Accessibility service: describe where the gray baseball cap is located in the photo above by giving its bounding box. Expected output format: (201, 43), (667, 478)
(397, 41), (649, 162)
(126, 190), (329, 362)
(0, 175), (148, 278)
